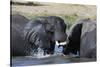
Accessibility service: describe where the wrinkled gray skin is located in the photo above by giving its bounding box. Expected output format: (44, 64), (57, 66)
(80, 20), (96, 58)
(24, 16), (67, 55)
(11, 14), (29, 56)
(63, 19), (96, 58)
(23, 20), (51, 55)
(11, 14), (67, 56)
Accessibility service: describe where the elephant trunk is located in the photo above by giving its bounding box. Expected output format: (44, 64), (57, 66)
(54, 31), (67, 42)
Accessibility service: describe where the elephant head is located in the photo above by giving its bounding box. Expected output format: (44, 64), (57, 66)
(37, 16), (67, 43)
(24, 16), (67, 55)
(36, 16), (67, 54)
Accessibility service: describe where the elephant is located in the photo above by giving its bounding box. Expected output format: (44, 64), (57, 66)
(11, 14), (67, 56)
(11, 14), (29, 56)
(23, 16), (67, 55)
(63, 18), (96, 58)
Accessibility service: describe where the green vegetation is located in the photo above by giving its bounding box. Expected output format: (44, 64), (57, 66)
(11, 1), (96, 30)
(62, 14), (78, 29)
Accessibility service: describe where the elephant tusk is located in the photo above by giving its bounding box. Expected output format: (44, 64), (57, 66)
(59, 41), (67, 45)
(55, 41), (67, 46)
(55, 41), (60, 46)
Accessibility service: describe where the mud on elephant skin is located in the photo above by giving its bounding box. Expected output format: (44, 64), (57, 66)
(63, 19), (96, 58)
(11, 14), (67, 56)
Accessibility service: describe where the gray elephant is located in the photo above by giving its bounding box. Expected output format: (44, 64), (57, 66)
(11, 14), (29, 56)
(63, 18), (96, 58)
(11, 14), (67, 56)
(23, 16), (67, 55)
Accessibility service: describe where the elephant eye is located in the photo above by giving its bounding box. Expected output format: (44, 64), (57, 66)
(46, 30), (54, 34)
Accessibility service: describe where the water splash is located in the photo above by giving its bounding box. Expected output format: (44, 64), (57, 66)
(36, 48), (45, 58)
(30, 42), (64, 58)
(31, 48), (50, 58)
(54, 45), (63, 55)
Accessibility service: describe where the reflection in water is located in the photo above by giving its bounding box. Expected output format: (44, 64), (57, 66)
(11, 45), (96, 67)
(12, 55), (96, 66)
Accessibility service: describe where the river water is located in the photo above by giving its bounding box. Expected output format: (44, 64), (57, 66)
(11, 45), (96, 67)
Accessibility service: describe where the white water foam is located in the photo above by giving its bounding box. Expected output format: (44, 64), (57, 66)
(31, 48), (51, 59)
(30, 41), (67, 59)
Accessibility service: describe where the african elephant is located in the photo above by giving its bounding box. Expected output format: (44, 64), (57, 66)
(11, 15), (67, 56)
(23, 16), (67, 55)
(11, 14), (29, 56)
(63, 19), (96, 58)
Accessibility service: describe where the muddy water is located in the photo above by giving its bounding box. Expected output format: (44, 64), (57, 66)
(11, 45), (96, 67)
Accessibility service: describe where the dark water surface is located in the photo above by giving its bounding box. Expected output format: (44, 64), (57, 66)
(11, 45), (96, 67)
(11, 54), (96, 67)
